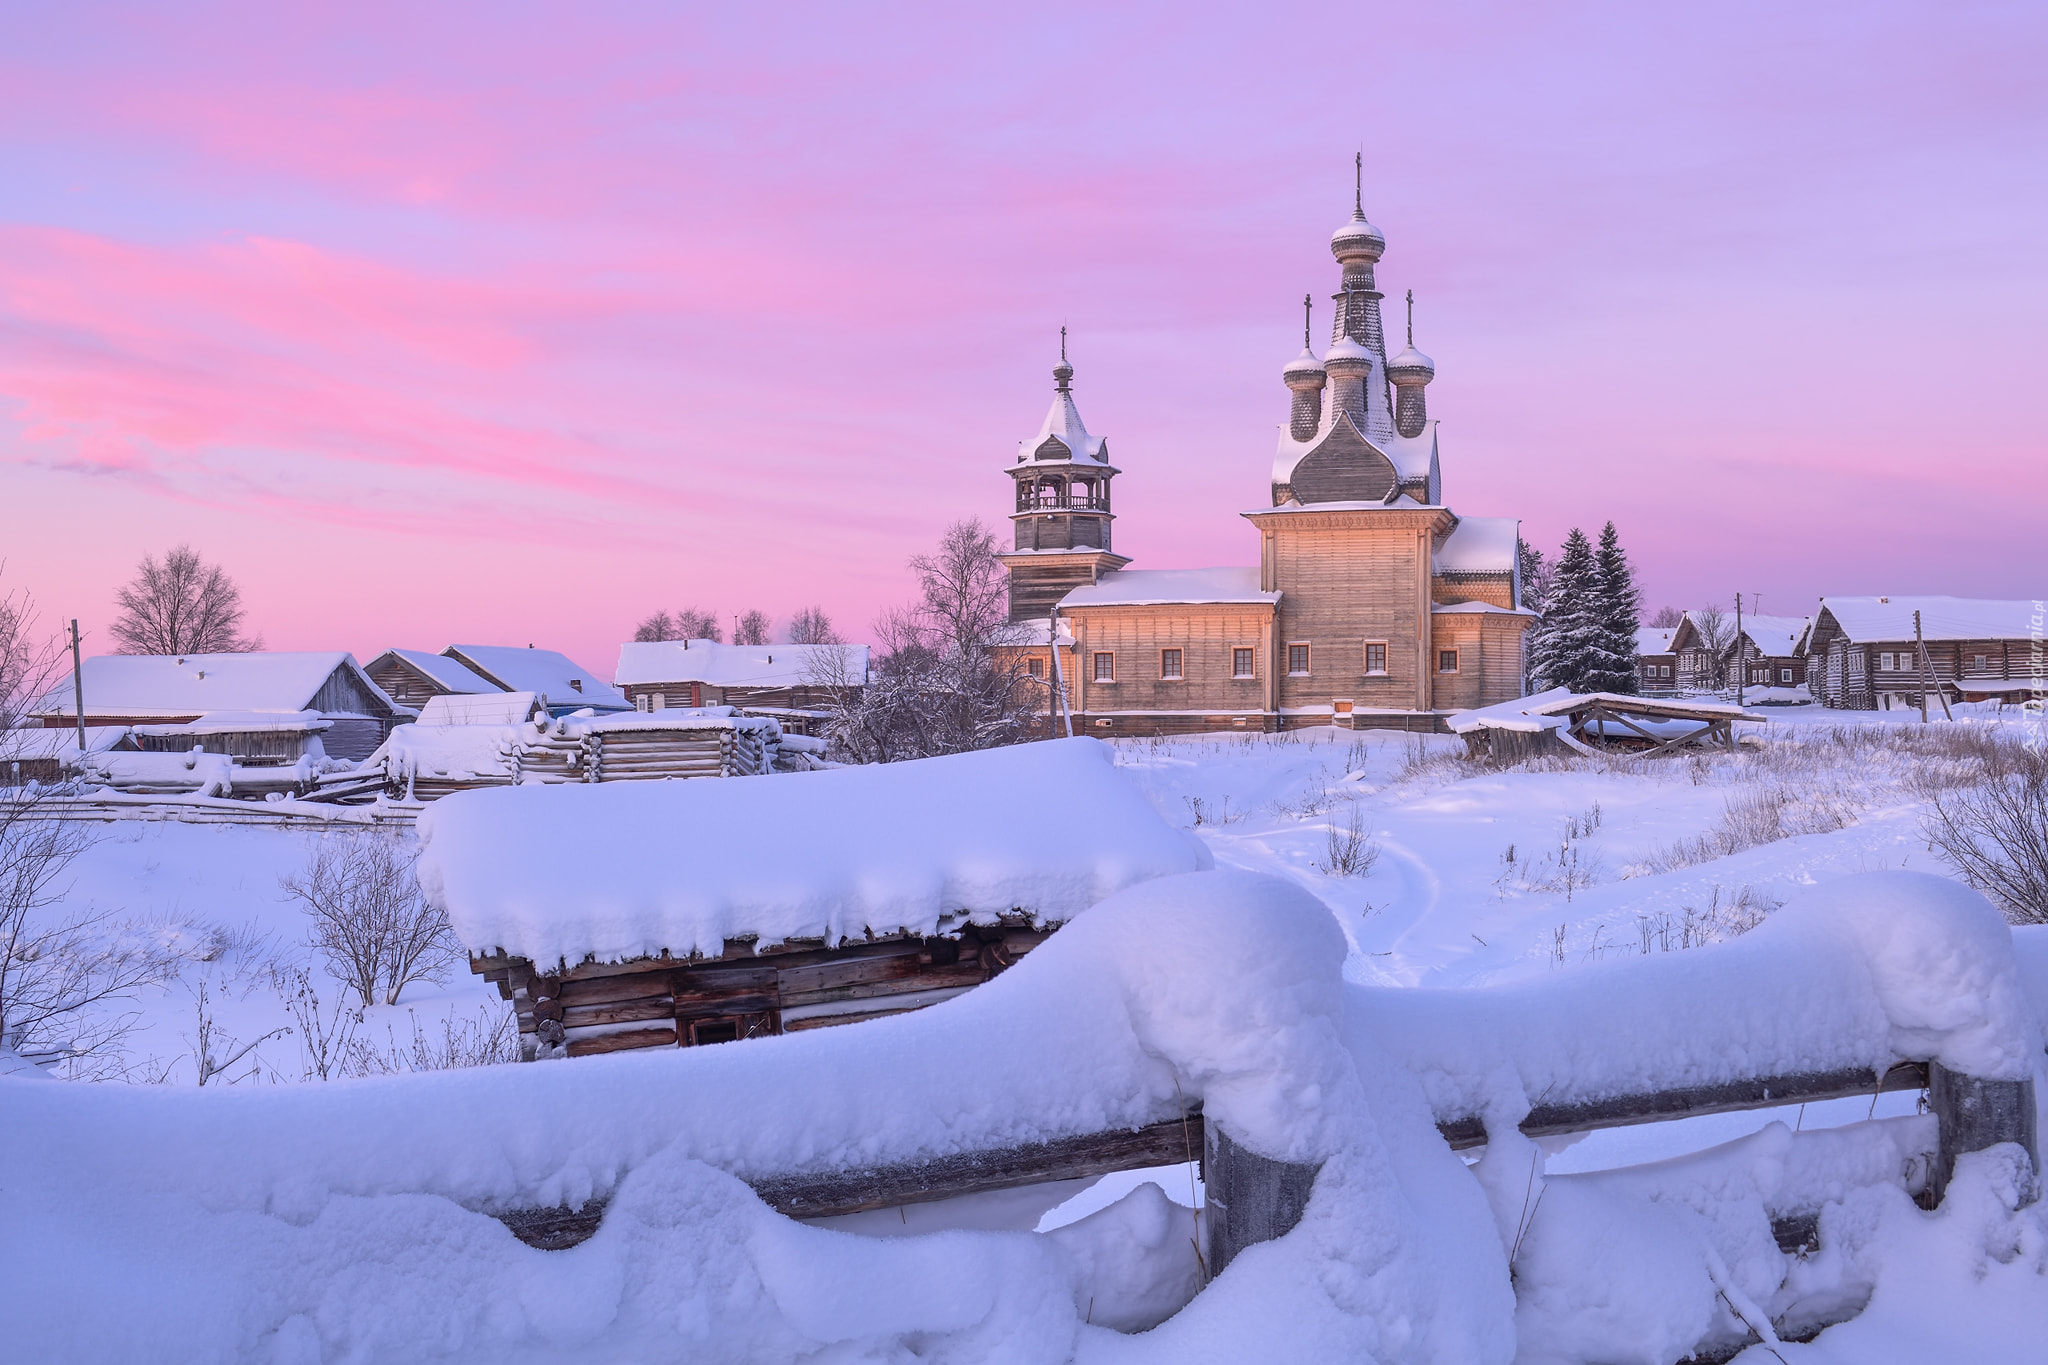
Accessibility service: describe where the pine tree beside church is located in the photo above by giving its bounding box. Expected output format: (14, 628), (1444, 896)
(1529, 528), (1600, 692)
(1585, 521), (1643, 695)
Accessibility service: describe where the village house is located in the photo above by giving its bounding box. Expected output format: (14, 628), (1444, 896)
(1728, 614), (1810, 693)
(1635, 626), (1679, 695)
(1802, 596), (2044, 710)
(993, 194), (1533, 733)
(32, 651), (411, 762)
(613, 639), (869, 733)
(362, 648), (503, 711)
(441, 644), (631, 716)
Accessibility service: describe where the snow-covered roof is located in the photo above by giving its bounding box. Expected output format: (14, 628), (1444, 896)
(374, 649), (500, 695)
(131, 711), (330, 736)
(1431, 601), (1535, 616)
(613, 640), (869, 689)
(1379, 426), (1440, 489)
(1017, 387), (1107, 466)
(1636, 627), (1677, 656)
(1059, 567), (1279, 609)
(1433, 517), (1519, 575)
(1816, 597), (2040, 644)
(1, 725), (129, 761)
(32, 652), (397, 721)
(419, 738), (1213, 965)
(418, 692), (544, 726)
(443, 646), (630, 711)
(990, 617), (1075, 647)
(1734, 614), (1809, 658)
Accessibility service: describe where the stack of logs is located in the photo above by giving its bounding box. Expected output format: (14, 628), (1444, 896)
(580, 720), (776, 782)
(473, 920), (1054, 1059)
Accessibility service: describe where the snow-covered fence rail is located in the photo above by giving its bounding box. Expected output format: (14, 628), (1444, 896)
(20, 790), (420, 828)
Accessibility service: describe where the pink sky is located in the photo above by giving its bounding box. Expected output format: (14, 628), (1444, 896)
(2, 2), (2043, 672)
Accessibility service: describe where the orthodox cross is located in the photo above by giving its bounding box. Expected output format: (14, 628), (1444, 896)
(1406, 289), (1415, 346)
(1354, 150), (1363, 214)
(1060, 325), (1067, 363)
(1302, 293), (1312, 348)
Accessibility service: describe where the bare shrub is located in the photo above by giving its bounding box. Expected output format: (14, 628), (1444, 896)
(0, 802), (184, 1059)
(185, 978), (286, 1085)
(281, 833), (457, 1007)
(1318, 805), (1380, 877)
(344, 1003), (520, 1075)
(1925, 749), (2048, 924)
(272, 963), (363, 1081)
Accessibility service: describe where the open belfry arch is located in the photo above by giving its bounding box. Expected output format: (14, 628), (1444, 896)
(995, 164), (1534, 735)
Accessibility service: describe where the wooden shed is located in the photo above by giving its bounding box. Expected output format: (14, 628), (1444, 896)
(418, 738), (1212, 1060)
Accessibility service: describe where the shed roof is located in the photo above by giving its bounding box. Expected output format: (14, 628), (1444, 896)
(1816, 597), (2041, 644)
(1432, 516), (1519, 575)
(1636, 627), (1677, 656)
(32, 652), (396, 721)
(1059, 567), (1278, 608)
(419, 737), (1212, 966)
(417, 692), (545, 726)
(613, 640), (870, 689)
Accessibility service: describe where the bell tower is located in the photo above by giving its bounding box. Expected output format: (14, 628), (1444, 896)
(998, 332), (1131, 622)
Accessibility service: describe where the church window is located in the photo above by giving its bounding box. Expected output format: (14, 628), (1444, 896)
(1438, 649), (1459, 674)
(1363, 641), (1387, 675)
(1159, 648), (1183, 680)
(1232, 648), (1256, 679)
(1287, 644), (1310, 676)
(1093, 652), (1115, 683)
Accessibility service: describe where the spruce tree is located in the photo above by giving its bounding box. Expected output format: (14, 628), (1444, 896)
(1530, 528), (1600, 692)
(1587, 521), (1643, 694)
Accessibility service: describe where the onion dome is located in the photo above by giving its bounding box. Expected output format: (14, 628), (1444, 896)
(1387, 342), (1435, 384)
(1282, 347), (1326, 385)
(1321, 332), (1374, 377)
(1329, 209), (1386, 263)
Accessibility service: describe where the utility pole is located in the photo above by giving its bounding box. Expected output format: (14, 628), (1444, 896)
(1047, 608), (1073, 739)
(1734, 593), (1744, 707)
(1914, 610), (1953, 723)
(70, 619), (86, 752)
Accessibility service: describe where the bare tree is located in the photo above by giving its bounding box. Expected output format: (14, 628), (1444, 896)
(1926, 748), (2048, 924)
(787, 606), (842, 645)
(110, 545), (259, 655)
(1687, 605), (1734, 690)
(1, 568), (66, 757)
(734, 609), (772, 646)
(280, 833), (458, 1007)
(635, 607), (722, 643)
(1648, 606), (1685, 629)
(816, 520), (1034, 763)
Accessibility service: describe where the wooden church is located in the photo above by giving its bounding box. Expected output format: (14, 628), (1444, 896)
(995, 182), (1534, 735)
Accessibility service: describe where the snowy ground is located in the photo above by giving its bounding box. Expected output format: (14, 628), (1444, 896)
(10, 700), (2048, 1362)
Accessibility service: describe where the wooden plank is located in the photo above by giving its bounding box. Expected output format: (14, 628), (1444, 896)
(564, 1026), (677, 1056)
(779, 962), (988, 1010)
(561, 998), (678, 1029)
(776, 950), (925, 997)
(1433, 1062), (1928, 1150)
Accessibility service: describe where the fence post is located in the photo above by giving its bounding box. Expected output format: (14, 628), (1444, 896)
(1928, 1062), (2039, 1206)
(1201, 1122), (1322, 1277)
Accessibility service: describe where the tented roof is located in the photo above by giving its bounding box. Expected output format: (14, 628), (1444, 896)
(613, 640), (870, 689)
(1060, 567), (1279, 608)
(419, 738), (1212, 965)
(1018, 387), (1107, 465)
(444, 646), (629, 711)
(32, 652), (395, 721)
(1816, 597), (2041, 644)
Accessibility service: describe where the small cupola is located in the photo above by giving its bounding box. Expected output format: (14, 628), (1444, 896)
(1387, 289), (1436, 439)
(1282, 293), (1327, 442)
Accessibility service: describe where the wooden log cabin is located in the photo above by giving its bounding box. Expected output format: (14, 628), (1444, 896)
(1803, 597), (2044, 711)
(419, 738), (1211, 1060)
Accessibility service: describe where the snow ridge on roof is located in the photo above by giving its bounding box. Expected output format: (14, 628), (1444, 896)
(419, 738), (1212, 965)
(1433, 516), (1518, 575)
(1059, 567), (1278, 608)
(1818, 597), (2041, 644)
(614, 640), (870, 689)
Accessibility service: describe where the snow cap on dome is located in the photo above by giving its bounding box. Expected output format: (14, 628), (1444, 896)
(1388, 343), (1435, 381)
(1323, 333), (1374, 371)
(1283, 347), (1326, 379)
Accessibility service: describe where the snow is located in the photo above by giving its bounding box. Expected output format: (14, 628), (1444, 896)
(1637, 626), (1677, 656)
(14, 711), (2048, 1360)
(416, 691), (542, 726)
(1431, 600), (1532, 615)
(1432, 515), (1520, 575)
(1, 724), (128, 759)
(1059, 567), (1278, 609)
(991, 616), (1075, 646)
(419, 738), (1214, 966)
(443, 645), (630, 711)
(1735, 612), (1809, 658)
(372, 721), (527, 785)
(131, 710), (328, 735)
(1819, 595), (2043, 643)
(1446, 686), (1574, 733)
(32, 651), (397, 720)
(613, 639), (869, 689)
(370, 648), (501, 695)
(1019, 385), (1108, 465)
